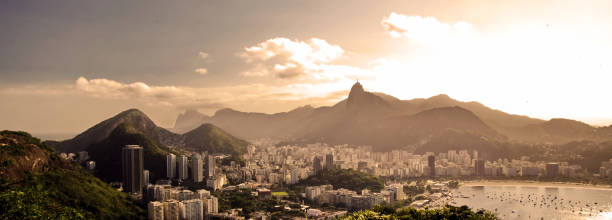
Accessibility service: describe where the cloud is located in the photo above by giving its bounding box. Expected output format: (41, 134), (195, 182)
(381, 12), (473, 44)
(198, 51), (210, 60)
(195, 52), (211, 75)
(66, 76), (351, 113)
(75, 77), (186, 100)
(239, 37), (344, 79)
(195, 68), (208, 75)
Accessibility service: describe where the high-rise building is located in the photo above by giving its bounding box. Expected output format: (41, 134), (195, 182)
(474, 159), (485, 176)
(290, 169), (299, 184)
(182, 199), (204, 220)
(122, 145), (144, 195)
(206, 154), (215, 178)
(447, 150), (457, 162)
(144, 169), (150, 186)
(178, 155), (189, 180)
(167, 153), (176, 179)
(385, 184), (404, 201)
(427, 155), (436, 176)
(148, 201), (164, 220)
(325, 154), (334, 169)
(163, 199), (180, 220)
(313, 156), (323, 174)
(191, 154), (204, 182)
(546, 162), (560, 177)
(601, 159), (612, 178)
(205, 196), (219, 214)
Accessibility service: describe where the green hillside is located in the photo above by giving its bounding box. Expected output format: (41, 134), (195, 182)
(87, 123), (177, 182)
(0, 130), (145, 219)
(183, 123), (249, 156)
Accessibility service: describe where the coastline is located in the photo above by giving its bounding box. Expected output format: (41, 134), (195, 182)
(460, 180), (612, 190)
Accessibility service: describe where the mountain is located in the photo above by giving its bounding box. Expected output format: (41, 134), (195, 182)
(173, 83), (504, 150)
(511, 118), (598, 143)
(87, 123), (178, 182)
(183, 123), (249, 156)
(47, 109), (182, 153)
(45, 109), (249, 181)
(46, 109), (248, 156)
(174, 82), (611, 148)
(0, 130), (145, 219)
(174, 109), (211, 134)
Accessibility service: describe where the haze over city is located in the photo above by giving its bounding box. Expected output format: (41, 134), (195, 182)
(2, 0), (612, 136)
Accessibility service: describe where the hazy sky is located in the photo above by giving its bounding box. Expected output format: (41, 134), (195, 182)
(2, 0), (612, 136)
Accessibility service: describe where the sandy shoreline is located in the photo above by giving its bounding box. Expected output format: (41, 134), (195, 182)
(461, 180), (612, 190)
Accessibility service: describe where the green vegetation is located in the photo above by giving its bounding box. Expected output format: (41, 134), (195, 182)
(534, 141), (612, 172)
(340, 205), (499, 220)
(0, 130), (53, 155)
(214, 189), (280, 218)
(0, 130), (145, 219)
(292, 169), (384, 192)
(183, 123), (249, 157)
(448, 180), (459, 188)
(272, 191), (288, 197)
(46, 108), (249, 165)
(415, 130), (612, 175)
(214, 189), (307, 219)
(1, 169), (145, 219)
(221, 154), (246, 167)
(415, 129), (546, 161)
(87, 123), (177, 182)
(403, 184), (425, 198)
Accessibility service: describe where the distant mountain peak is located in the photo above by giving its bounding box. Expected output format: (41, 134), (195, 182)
(215, 108), (239, 115)
(181, 109), (202, 115)
(349, 81), (365, 96)
(46, 108), (167, 152)
(347, 81), (367, 105)
(346, 81), (390, 112)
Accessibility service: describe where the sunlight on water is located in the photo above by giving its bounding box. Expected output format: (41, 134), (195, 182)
(594, 211), (612, 220)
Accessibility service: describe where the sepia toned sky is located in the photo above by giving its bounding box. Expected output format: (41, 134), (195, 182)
(2, 0), (612, 136)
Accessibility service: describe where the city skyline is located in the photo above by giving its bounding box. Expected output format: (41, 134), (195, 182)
(2, 0), (612, 135)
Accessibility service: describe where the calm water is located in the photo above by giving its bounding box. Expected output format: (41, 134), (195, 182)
(451, 185), (612, 220)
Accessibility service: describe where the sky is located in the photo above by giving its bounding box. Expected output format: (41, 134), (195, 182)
(1, 0), (612, 137)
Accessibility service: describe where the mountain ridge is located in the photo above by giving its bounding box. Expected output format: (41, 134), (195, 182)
(173, 82), (611, 146)
(46, 109), (249, 157)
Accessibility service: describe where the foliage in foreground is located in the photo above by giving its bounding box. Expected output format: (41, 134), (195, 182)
(1, 169), (145, 219)
(340, 205), (499, 220)
(0, 130), (145, 219)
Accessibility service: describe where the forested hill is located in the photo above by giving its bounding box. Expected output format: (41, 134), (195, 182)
(0, 130), (145, 219)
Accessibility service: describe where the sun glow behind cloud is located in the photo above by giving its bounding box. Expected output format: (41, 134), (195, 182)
(228, 12), (612, 125)
(365, 12), (612, 123)
(3, 10), (612, 127)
